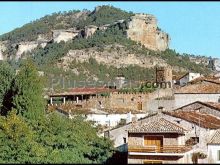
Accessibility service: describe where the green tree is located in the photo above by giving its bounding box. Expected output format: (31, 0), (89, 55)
(13, 59), (46, 120)
(0, 61), (15, 115)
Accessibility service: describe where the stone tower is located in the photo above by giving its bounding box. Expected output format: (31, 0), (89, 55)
(156, 66), (172, 83)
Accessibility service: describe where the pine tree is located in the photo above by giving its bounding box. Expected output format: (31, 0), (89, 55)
(12, 59), (46, 120)
(0, 61), (15, 115)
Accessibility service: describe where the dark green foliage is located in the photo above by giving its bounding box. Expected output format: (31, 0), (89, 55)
(76, 5), (134, 28)
(0, 61), (115, 163)
(12, 59), (46, 120)
(0, 10), (80, 43)
(0, 62), (15, 115)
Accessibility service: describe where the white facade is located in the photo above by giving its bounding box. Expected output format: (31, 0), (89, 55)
(208, 145), (220, 163)
(174, 93), (220, 108)
(85, 113), (147, 127)
(179, 73), (201, 86)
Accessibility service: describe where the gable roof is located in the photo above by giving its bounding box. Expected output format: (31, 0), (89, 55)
(178, 72), (189, 80)
(208, 129), (220, 145)
(174, 83), (220, 94)
(172, 101), (220, 112)
(128, 117), (186, 134)
(163, 111), (220, 129)
(189, 76), (220, 85)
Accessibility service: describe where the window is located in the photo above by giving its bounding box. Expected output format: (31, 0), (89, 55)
(123, 137), (126, 144)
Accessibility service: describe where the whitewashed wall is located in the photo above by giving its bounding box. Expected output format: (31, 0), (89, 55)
(208, 145), (220, 163)
(86, 113), (147, 127)
(174, 94), (220, 108)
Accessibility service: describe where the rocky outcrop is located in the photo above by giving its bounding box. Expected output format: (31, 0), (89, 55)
(0, 41), (7, 60)
(83, 25), (98, 38)
(57, 45), (168, 71)
(52, 29), (80, 43)
(126, 14), (170, 51)
(15, 41), (39, 60)
(0, 51), (3, 60)
(209, 58), (220, 71)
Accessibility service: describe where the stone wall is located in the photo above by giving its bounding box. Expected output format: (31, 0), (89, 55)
(84, 89), (174, 111)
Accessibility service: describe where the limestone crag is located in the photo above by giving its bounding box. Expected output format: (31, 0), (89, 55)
(126, 14), (169, 51)
(57, 45), (168, 71)
(52, 29), (80, 43)
(83, 25), (98, 38)
(15, 41), (39, 60)
(0, 41), (7, 60)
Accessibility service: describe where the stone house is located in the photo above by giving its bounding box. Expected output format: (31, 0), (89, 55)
(106, 101), (220, 163)
(127, 117), (192, 164)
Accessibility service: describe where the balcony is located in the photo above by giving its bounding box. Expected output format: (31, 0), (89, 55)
(128, 145), (192, 156)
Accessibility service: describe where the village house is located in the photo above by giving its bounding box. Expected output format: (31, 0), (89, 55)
(174, 79), (220, 108)
(48, 103), (148, 130)
(207, 129), (220, 163)
(127, 117), (192, 164)
(177, 72), (202, 86)
(106, 101), (220, 163)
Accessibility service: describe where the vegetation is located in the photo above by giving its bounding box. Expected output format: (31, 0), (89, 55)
(0, 5), (212, 85)
(0, 60), (115, 163)
(0, 5), (133, 43)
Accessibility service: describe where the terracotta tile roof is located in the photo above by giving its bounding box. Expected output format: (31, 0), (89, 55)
(173, 101), (220, 112)
(128, 117), (186, 134)
(163, 111), (220, 129)
(174, 83), (220, 94)
(49, 87), (117, 96)
(177, 72), (189, 80)
(208, 129), (220, 144)
(188, 76), (220, 84)
(201, 102), (220, 111)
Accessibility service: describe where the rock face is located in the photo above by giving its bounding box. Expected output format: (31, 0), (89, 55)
(209, 58), (220, 71)
(126, 14), (170, 51)
(0, 51), (3, 60)
(0, 42), (6, 60)
(57, 45), (168, 71)
(52, 29), (80, 43)
(15, 42), (39, 60)
(83, 25), (98, 38)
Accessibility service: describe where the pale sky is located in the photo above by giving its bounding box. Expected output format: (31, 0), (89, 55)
(0, 1), (220, 58)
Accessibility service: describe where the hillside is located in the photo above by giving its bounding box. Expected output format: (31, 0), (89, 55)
(0, 5), (213, 83)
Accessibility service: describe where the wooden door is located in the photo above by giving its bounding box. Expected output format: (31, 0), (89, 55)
(144, 136), (163, 152)
(137, 102), (142, 110)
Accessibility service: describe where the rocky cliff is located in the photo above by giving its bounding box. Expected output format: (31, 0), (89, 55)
(126, 14), (169, 51)
(57, 45), (169, 72)
(52, 29), (80, 43)
(0, 41), (7, 60)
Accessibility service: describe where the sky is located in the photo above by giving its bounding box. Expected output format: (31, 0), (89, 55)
(0, 1), (220, 58)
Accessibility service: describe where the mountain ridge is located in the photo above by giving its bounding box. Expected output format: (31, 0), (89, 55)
(0, 5), (214, 81)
